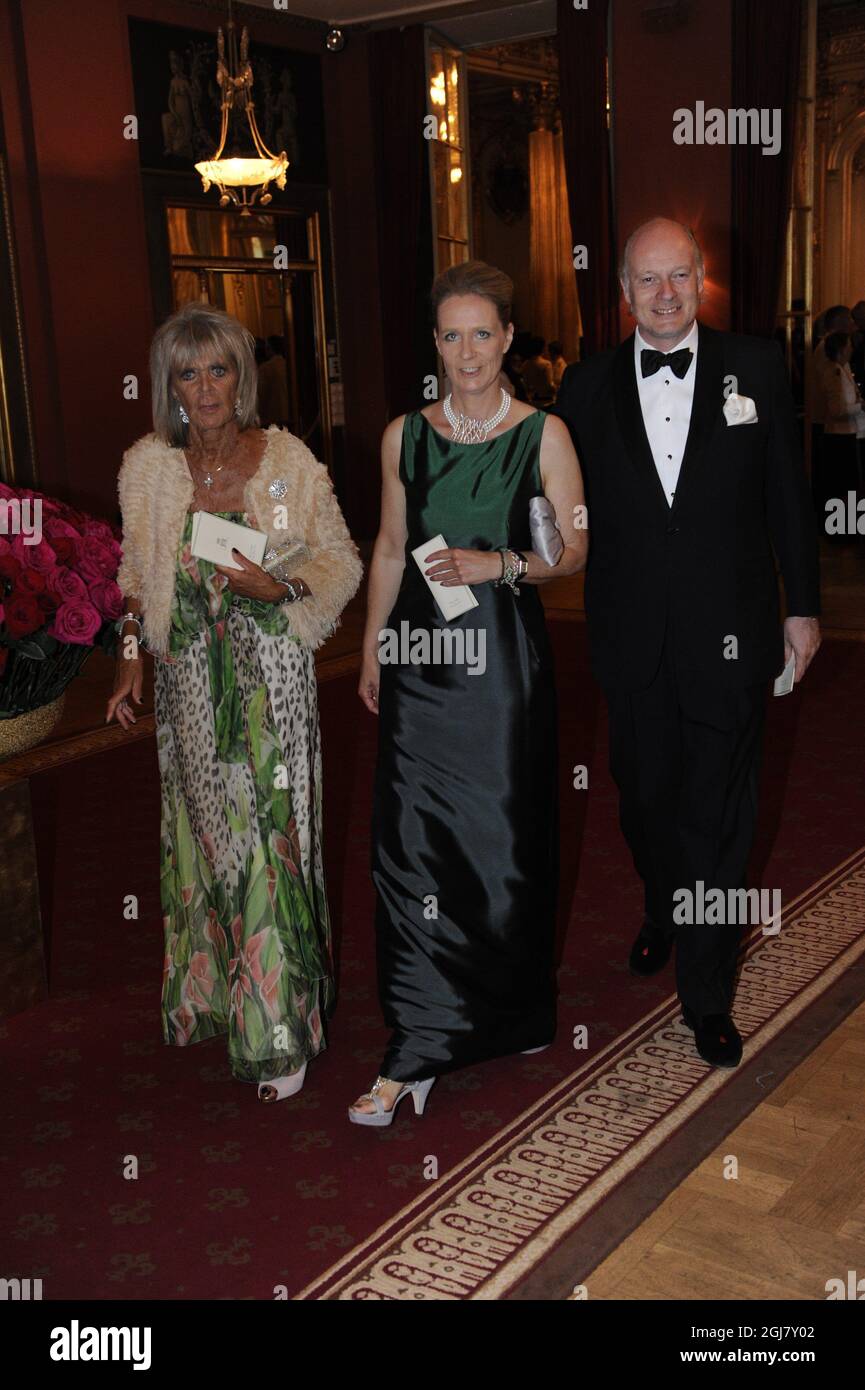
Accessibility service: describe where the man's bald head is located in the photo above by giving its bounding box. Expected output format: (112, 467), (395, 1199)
(619, 217), (705, 349)
(620, 218), (704, 294)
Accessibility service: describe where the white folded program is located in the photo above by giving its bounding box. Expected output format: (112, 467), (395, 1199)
(773, 650), (796, 697)
(411, 533), (479, 621)
(190, 511), (269, 570)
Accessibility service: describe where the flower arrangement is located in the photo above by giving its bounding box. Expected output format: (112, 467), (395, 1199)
(0, 482), (123, 718)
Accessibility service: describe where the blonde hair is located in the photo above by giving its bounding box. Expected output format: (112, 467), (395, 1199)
(430, 259), (513, 329)
(150, 302), (259, 446)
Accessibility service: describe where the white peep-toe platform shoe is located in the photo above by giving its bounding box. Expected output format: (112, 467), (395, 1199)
(258, 1063), (307, 1103)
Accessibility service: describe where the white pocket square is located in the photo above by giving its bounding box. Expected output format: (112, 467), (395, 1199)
(723, 392), (758, 425)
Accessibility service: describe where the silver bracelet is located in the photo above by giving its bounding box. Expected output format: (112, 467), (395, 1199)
(115, 611), (143, 636)
(274, 578), (303, 604)
(493, 548), (526, 596)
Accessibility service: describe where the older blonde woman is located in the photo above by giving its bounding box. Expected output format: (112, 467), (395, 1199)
(108, 303), (362, 1102)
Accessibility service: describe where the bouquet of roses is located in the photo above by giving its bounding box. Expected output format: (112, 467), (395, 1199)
(0, 481), (124, 717)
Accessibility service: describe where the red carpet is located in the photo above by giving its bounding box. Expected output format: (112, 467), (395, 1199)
(1, 625), (864, 1299)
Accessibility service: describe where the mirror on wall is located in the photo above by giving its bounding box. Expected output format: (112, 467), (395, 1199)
(164, 203), (334, 474)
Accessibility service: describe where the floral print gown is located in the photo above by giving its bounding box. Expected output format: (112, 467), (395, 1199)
(155, 510), (333, 1083)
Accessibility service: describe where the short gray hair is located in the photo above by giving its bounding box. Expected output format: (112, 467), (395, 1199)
(150, 302), (259, 446)
(619, 219), (704, 295)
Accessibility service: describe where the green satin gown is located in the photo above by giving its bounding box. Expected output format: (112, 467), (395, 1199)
(371, 409), (560, 1082)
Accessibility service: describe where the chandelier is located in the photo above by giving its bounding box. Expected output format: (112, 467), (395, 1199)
(195, 9), (288, 215)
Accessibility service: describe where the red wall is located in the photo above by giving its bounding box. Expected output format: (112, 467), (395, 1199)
(1, 0), (737, 528)
(612, 0), (732, 336)
(0, 0), (386, 533)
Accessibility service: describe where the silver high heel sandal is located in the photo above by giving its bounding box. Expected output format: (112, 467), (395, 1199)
(348, 1074), (435, 1127)
(258, 1062), (307, 1103)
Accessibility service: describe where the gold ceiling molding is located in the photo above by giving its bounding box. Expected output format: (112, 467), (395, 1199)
(829, 31), (865, 59)
(467, 36), (557, 85)
(168, 0), (328, 30)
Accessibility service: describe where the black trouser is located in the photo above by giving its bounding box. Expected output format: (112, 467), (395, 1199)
(818, 433), (860, 540)
(606, 635), (768, 1017)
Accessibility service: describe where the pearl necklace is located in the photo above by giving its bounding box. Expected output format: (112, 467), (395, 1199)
(443, 386), (511, 444)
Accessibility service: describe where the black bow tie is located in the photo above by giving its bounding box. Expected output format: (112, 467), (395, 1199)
(640, 347), (693, 379)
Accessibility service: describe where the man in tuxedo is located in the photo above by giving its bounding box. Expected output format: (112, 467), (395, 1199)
(554, 217), (821, 1067)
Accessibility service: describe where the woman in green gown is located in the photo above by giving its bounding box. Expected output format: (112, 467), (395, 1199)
(350, 261), (587, 1126)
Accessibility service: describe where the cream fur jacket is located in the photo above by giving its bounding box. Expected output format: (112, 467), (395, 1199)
(116, 425), (363, 656)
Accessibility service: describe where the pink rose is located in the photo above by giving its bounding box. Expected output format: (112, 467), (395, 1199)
(48, 536), (76, 565)
(47, 568), (88, 604)
(47, 599), (102, 646)
(73, 538), (117, 581)
(0, 554), (21, 586)
(82, 520), (114, 542)
(10, 533), (57, 572)
(5, 593), (43, 638)
(43, 518), (79, 542)
(17, 567), (47, 597)
(87, 579), (124, 620)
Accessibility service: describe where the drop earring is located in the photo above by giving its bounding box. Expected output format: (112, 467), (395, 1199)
(234, 398), (241, 417)
(178, 402), (190, 424)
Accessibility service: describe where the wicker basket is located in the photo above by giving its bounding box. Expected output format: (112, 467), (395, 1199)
(0, 693), (66, 760)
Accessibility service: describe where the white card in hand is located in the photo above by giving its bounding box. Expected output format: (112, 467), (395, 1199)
(190, 511), (268, 570)
(411, 534), (479, 621)
(773, 650), (796, 697)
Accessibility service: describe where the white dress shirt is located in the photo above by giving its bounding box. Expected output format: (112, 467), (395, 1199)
(634, 319), (698, 506)
(823, 360), (861, 436)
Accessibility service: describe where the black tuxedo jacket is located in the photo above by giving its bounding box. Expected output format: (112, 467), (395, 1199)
(553, 323), (820, 696)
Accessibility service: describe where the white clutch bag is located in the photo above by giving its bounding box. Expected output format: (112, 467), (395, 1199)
(190, 511), (268, 570)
